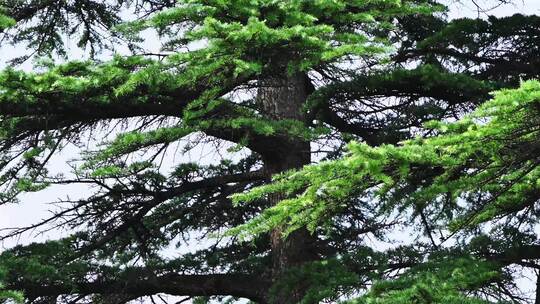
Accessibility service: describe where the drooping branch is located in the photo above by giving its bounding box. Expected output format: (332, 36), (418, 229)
(310, 66), (493, 145)
(0, 170), (266, 251)
(395, 14), (540, 82)
(76, 170), (266, 255)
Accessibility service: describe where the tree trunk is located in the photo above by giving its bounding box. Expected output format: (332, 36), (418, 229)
(257, 73), (319, 303)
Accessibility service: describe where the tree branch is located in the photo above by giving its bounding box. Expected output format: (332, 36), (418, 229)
(7, 273), (270, 303)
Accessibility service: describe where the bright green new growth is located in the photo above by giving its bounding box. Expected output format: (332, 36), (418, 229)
(348, 258), (500, 304)
(0, 13), (14, 30)
(231, 80), (540, 237)
(0, 288), (22, 303)
(122, 0), (434, 73)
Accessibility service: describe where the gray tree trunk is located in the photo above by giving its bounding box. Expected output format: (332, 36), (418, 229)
(257, 73), (318, 303)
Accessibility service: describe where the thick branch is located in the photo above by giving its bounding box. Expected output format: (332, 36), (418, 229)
(310, 67), (492, 144)
(395, 47), (538, 75)
(489, 245), (540, 265)
(7, 273), (270, 303)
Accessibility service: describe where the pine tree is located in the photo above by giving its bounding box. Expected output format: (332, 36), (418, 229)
(0, 0), (539, 303)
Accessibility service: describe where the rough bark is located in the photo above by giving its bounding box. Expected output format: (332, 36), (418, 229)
(257, 73), (319, 303)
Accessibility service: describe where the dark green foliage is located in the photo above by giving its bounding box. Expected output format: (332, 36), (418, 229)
(269, 259), (359, 304)
(0, 0), (124, 62)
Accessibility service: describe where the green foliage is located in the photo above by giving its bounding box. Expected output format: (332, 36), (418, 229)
(0, 267), (23, 303)
(270, 259), (359, 304)
(0, 56), (180, 105)
(120, 0), (436, 74)
(0, 239), (89, 286)
(0, 7), (14, 30)
(0, 0), (122, 61)
(231, 80), (540, 237)
(347, 258), (500, 304)
(88, 126), (194, 163)
(0, 289), (23, 303)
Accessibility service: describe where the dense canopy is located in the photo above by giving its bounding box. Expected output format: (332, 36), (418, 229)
(0, 0), (539, 303)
